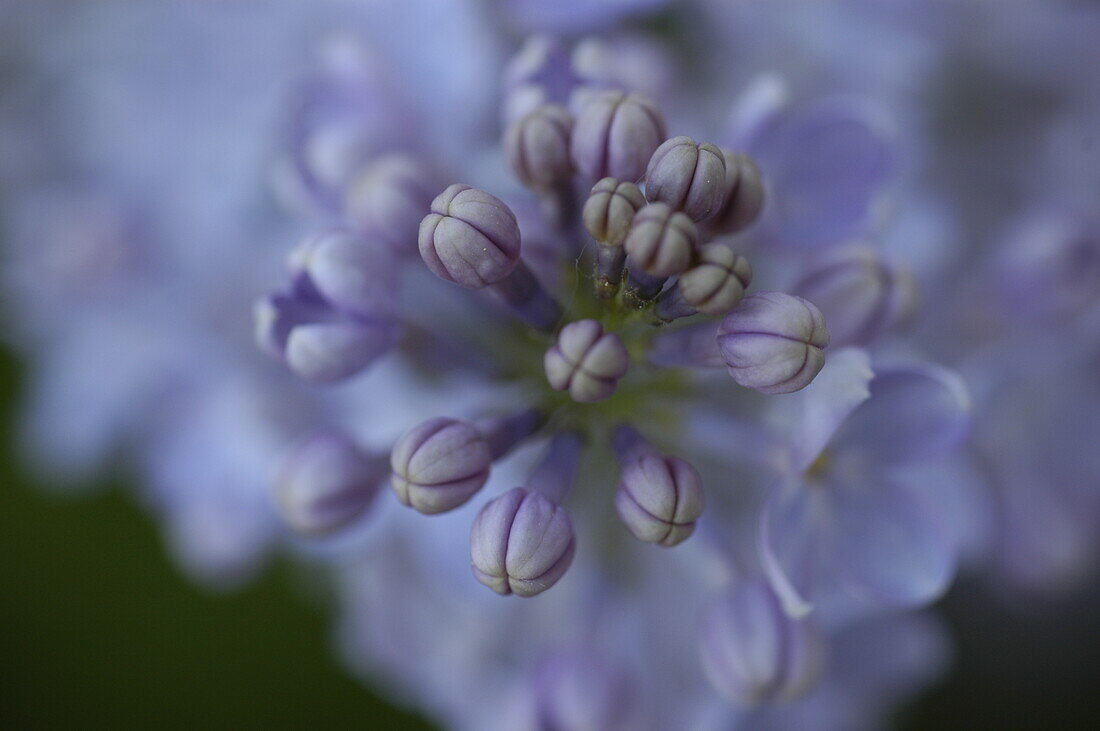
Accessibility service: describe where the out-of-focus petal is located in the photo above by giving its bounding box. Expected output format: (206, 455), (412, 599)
(831, 361), (971, 466)
(788, 347), (873, 473)
(829, 475), (956, 610)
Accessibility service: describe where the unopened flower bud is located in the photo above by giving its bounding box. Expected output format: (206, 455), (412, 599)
(505, 104), (575, 192)
(708, 150), (765, 235)
(716, 292), (829, 394)
(256, 229), (400, 384)
(390, 417), (491, 514)
(616, 453), (705, 547)
(699, 580), (825, 705)
(275, 431), (387, 536)
(791, 248), (904, 347)
(545, 320), (629, 403)
(344, 153), (435, 256)
(583, 177), (646, 248)
(624, 202), (698, 277)
(571, 90), (666, 184)
(286, 228), (395, 316)
(645, 136), (727, 221)
(471, 487), (575, 597)
(419, 184), (521, 289)
(678, 243), (753, 315)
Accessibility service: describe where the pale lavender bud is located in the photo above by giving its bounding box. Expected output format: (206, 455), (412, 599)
(716, 292), (829, 395)
(390, 417), (492, 514)
(708, 150), (765, 235)
(502, 35), (579, 123)
(343, 153), (435, 256)
(470, 486), (576, 597)
(678, 243), (753, 315)
(645, 136), (727, 221)
(583, 177), (646, 248)
(791, 248), (904, 347)
(275, 431), (387, 536)
(699, 580), (825, 705)
(570, 90), (667, 184)
(623, 202), (698, 277)
(256, 229), (400, 384)
(545, 320), (629, 403)
(286, 228), (396, 316)
(615, 452), (705, 547)
(281, 316), (397, 385)
(583, 177), (646, 293)
(505, 104), (575, 192)
(419, 184), (521, 289)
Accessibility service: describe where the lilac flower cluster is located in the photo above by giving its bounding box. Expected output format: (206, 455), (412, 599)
(247, 28), (971, 728)
(4, 2), (1100, 730)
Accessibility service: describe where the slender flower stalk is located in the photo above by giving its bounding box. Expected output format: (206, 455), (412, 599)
(583, 177), (646, 295)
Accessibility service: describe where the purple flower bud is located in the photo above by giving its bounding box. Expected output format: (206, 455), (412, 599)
(582, 177), (646, 248)
(791, 248), (905, 347)
(645, 136), (727, 221)
(275, 431), (387, 536)
(545, 320), (629, 403)
(504, 104), (575, 192)
(343, 153), (435, 257)
(707, 150), (765, 235)
(716, 292), (829, 395)
(699, 580), (825, 705)
(615, 453), (705, 547)
(255, 229), (400, 384)
(502, 36), (579, 123)
(623, 202), (698, 277)
(678, 243), (753, 316)
(570, 90), (667, 184)
(286, 228), (396, 316)
(390, 417), (492, 514)
(470, 487), (575, 597)
(419, 184), (521, 289)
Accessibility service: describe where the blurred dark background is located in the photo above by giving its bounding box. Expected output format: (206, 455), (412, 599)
(1, 340), (1097, 728)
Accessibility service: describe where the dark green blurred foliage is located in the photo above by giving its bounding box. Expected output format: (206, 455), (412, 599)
(0, 346), (431, 729)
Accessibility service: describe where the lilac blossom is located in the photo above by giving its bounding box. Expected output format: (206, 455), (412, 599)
(9, 2), (1100, 730)
(757, 349), (969, 620)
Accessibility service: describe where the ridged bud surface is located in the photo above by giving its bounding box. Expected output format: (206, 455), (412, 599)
(678, 243), (753, 316)
(570, 90), (666, 184)
(504, 104), (575, 192)
(716, 292), (829, 394)
(615, 454), (705, 546)
(645, 136), (727, 221)
(545, 320), (629, 403)
(390, 417), (491, 514)
(471, 487), (576, 597)
(419, 184), (521, 289)
(275, 432), (384, 536)
(624, 202), (698, 277)
(582, 177), (645, 247)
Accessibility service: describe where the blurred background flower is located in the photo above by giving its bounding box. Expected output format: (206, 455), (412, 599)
(1, 1), (1098, 728)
